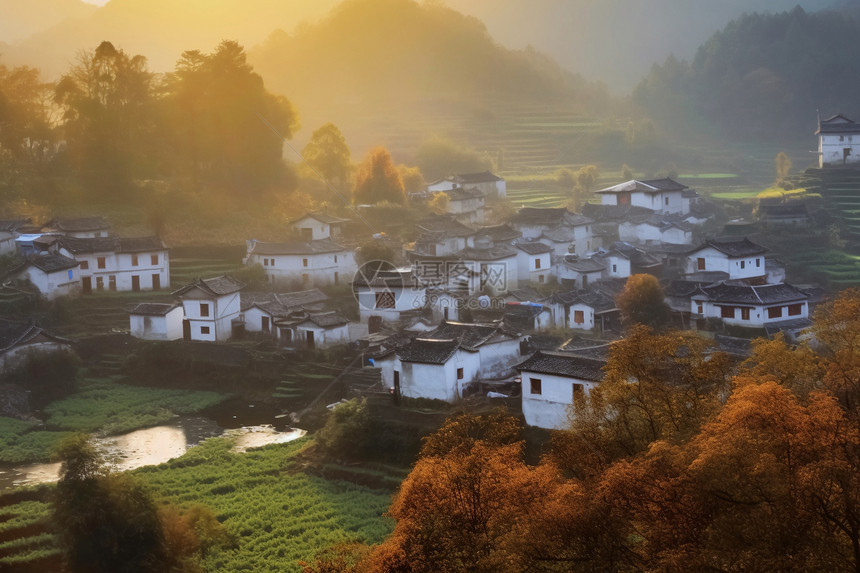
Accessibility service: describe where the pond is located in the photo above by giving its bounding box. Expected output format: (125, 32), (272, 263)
(0, 400), (306, 491)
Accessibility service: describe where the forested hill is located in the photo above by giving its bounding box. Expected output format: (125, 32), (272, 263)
(634, 6), (860, 142)
(249, 0), (610, 116)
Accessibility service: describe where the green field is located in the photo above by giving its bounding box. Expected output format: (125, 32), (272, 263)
(0, 377), (227, 464)
(0, 438), (396, 572)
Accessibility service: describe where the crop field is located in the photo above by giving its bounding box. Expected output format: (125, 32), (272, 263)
(0, 496), (59, 571)
(0, 376), (226, 464)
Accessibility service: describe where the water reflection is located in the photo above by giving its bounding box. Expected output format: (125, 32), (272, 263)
(0, 416), (305, 491)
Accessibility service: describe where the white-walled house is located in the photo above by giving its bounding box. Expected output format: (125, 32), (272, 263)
(241, 289), (329, 335)
(128, 303), (184, 341)
(353, 269), (427, 325)
(817, 114), (860, 168)
(516, 350), (606, 430)
(59, 236), (169, 293)
(428, 320), (523, 380)
(515, 242), (553, 285)
(18, 253), (81, 300)
(0, 231), (15, 256)
(590, 248), (631, 279)
(244, 239), (355, 288)
(445, 187), (486, 225)
(0, 319), (73, 372)
(173, 276), (244, 342)
(618, 217), (693, 245)
(546, 290), (618, 332)
(556, 256), (605, 290)
(691, 282), (810, 328)
(410, 215), (477, 258)
(685, 238), (769, 283)
(54, 216), (111, 238)
(287, 312), (351, 350)
(595, 178), (691, 215)
(291, 212), (350, 241)
(427, 171), (506, 199)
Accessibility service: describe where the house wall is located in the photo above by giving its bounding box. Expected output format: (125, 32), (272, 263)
(130, 309), (183, 341)
(400, 360), (460, 402)
(662, 226), (692, 245)
(22, 266), (80, 300)
(357, 284), (427, 324)
(181, 292), (241, 341)
(66, 230), (109, 239)
(604, 255), (630, 278)
(428, 292), (461, 322)
(249, 250), (355, 288)
(568, 303), (596, 330)
(292, 217), (333, 241)
(243, 307), (275, 334)
(520, 369), (597, 430)
(516, 251), (552, 285)
(477, 338), (524, 379)
(64, 249), (170, 292)
(0, 341), (73, 371)
(555, 265), (602, 289)
(685, 247), (765, 280)
(0, 232), (15, 256)
(693, 299), (808, 327)
(820, 133), (860, 167)
(295, 323), (350, 349)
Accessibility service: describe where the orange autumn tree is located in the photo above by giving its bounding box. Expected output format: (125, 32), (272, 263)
(353, 146), (406, 205)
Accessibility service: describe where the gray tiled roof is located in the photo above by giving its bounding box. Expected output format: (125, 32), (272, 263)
(477, 224), (522, 242)
(127, 302), (180, 316)
(427, 319), (519, 350)
(173, 275), (244, 297)
(60, 236), (166, 254)
(397, 338), (460, 364)
(416, 215), (476, 238)
(29, 253), (79, 273)
(293, 212), (351, 225)
(55, 216), (110, 232)
(515, 241), (553, 255)
(816, 114), (859, 135)
(515, 350), (606, 381)
(691, 237), (769, 257)
(692, 282), (809, 305)
(247, 238), (347, 256)
(0, 319), (70, 352)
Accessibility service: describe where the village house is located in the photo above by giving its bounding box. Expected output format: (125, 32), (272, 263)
(444, 187), (486, 225)
(59, 236), (169, 293)
(409, 215), (476, 259)
(241, 289), (329, 336)
(353, 268), (427, 328)
(449, 239), (519, 295)
(127, 303), (184, 341)
(816, 114), (860, 168)
(545, 289), (619, 333)
(595, 178), (693, 215)
(685, 238), (769, 284)
(691, 281), (811, 330)
(758, 203), (812, 229)
(515, 241), (553, 285)
(243, 238), (355, 287)
(618, 214), (694, 245)
(509, 208), (597, 256)
(0, 231), (15, 257)
(281, 311), (351, 350)
(503, 301), (553, 332)
(516, 350), (606, 430)
(16, 253), (81, 300)
(0, 319), (73, 371)
(426, 171), (506, 199)
(590, 247), (632, 279)
(291, 212), (350, 241)
(173, 276), (244, 342)
(52, 216), (111, 238)
(376, 319), (524, 402)
(556, 254), (605, 289)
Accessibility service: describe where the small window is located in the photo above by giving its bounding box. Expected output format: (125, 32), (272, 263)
(270, 258), (275, 267)
(721, 306), (735, 319)
(788, 304), (803, 316)
(841, 136), (845, 142)
(756, 258), (761, 268)
(529, 378), (542, 395)
(665, 197), (669, 206)
(334, 255), (338, 263)
(574, 310), (585, 324)
(740, 260), (745, 269)
(131, 254), (138, 266)
(697, 257), (705, 271)
(80, 260), (89, 270)
(68, 269), (74, 280)
(200, 303), (210, 317)
(767, 306), (782, 319)
(303, 258), (309, 267)
(457, 367), (464, 380)
(201, 326), (210, 335)
(612, 264), (617, 273)
(697, 303), (703, 314)
(97, 257), (106, 269)
(108, 276), (116, 291)
(302, 273), (309, 283)
(535, 258), (541, 270)
(151, 255), (158, 265)
(741, 307), (751, 320)
(263, 258), (269, 266)
(96, 276), (104, 291)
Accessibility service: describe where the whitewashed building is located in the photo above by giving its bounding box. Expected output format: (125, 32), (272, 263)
(427, 171), (506, 199)
(353, 269), (427, 325)
(546, 290), (618, 332)
(685, 238), (769, 283)
(515, 242), (553, 285)
(173, 276), (244, 342)
(516, 350), (606, 430)
(0, 319), (73, 371)
(54, 216), (111, 238)
(244, 239), (355, 287)
(816, 114), (860, 168)
(128, 303), (184, 341)
(241, 289), (329, 335)
(59, 236), (169, 293)
(595, 178), (691, 215)
(618, 217), (693, 245)
(445, 187), (486, 225)
(691, 282), (810, 328)
(0, 231), (15, 257)
(286, 311), (351, 350)
(291, 212), (350, 241)
(18, 253), (81, 300)
(556, 255), (605, 290)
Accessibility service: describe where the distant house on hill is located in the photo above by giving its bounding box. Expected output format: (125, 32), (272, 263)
(59, 236), (169, 293)
(595, 178), (693, 215)
(243, 238), (355, 287)
(291, 212), (350, 241)
(52, 216), (112, 238)
(173, 276), (244, 342)
(128, 303), (184, 341)
(685, 238), (769, 284)
(0, 319), (73, 371)
(427, 171), (506, 199)
(17, 253), (81, 300)
(816, 114), (860, 168)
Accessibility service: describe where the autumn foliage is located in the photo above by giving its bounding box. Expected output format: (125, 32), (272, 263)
(322, 289), (860, 573)
(352, 146), (406, 205)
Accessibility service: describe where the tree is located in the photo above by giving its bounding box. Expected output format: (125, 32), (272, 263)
(316, 398), (371, 459)
(621, 163), (634, 180)
(775, 151), (792, 186)
(54, 41), (156, 196)
(575, 164), (599, 194)
(353, 147), (406, 204)
(302, 122), (352, 190)
(163, 40), (298, 192)
(615, 273), (672, 330)
(397, 164), (425, 194)
(53, 434), (170, 573)
(427, 191), (449, 214)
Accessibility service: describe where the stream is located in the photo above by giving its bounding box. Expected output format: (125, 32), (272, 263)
(0, 400), (307, 491)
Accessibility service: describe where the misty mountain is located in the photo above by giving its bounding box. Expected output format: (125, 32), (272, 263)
(0, 0), (340, 77)
(635, 6), (860, 142)
(0, 0), (94, 44)
(249, 0), (609, 117)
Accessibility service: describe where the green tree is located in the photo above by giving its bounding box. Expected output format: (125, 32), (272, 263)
(615, 273), (672, 330)
(54, 41), (155, 197)
(413, 136), (494, 182)
(353, 146), (405, 204)
(316, 398), (371, 459)
(427, 191), (449, 214)
(302, 122), (352, 190)
(163, 40), (298, 192)
(775, 151), (793, 187)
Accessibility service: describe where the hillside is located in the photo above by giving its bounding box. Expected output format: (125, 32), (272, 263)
(635, 6), (860, 142)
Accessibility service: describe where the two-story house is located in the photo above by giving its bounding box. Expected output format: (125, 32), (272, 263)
(817, 114), (860, 168)
(595, 178), (692, 215)
(691, 281), (810, 330)
(685, 238), (769, 284)
(426, 171), (506, 199)
(173, 276), (244, 342)
(59, 236), (169, 293)
(17, 253), (81, 300)
(244, 239), (355, 287)
(53, 216), (111, 238)
(291, 212), (350, 241)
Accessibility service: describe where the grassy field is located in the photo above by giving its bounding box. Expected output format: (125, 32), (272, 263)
(0, 376), (227, 464)
(0, 438), (396, 572)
